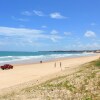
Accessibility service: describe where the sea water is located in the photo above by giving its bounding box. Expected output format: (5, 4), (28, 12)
(0, 51), (94, 65)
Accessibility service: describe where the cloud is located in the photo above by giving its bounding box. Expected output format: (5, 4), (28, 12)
(22, 10), (45, 17)
(0, 26), (63, 45)
(50, 30), (62, 42)
(71, 42), (100, 50)
(33, 10), (44, 16)
(41, 25), (47, 28)
(90, 43), (100, 48)
(64, 32), (71, 35)
(0, 26), (43, 37)
(50, 12), (66, 19)
(84, 30), (96, 38)
(11, 16), (29, 22)
(50, 30), (59, 35)
(0, 41), (7, 46)
(21, 10), (67, 20)
(22, 11), (33, 16)
(79, 43), (100, 50)
(51, 35), (62, 42)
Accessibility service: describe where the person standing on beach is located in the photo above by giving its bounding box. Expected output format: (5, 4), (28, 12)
(60, 62), (62, 70)
(54, 62), (56, 67)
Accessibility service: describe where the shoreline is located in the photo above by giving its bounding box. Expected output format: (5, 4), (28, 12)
(0, 52), (96, 66)
(10, 53), (97, 66)
(0, 53), (100, 92)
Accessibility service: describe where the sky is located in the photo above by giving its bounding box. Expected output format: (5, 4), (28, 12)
(0, 0), (100, 51)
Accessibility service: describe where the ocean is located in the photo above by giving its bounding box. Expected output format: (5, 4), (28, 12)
(0, 51), (94, 65)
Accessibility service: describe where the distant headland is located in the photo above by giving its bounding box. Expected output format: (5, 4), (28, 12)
(41, 50), (100, 53)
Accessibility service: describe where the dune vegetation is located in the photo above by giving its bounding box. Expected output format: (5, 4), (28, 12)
(0, 59), (100, 100)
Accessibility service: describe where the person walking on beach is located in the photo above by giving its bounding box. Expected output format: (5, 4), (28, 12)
(54, 62), (56, 67)
(60, 62), (62, 71)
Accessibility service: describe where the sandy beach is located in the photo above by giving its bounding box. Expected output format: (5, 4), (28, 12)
(0, 54), (100, 91)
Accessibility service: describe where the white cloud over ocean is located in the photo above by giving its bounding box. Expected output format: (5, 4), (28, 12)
(33, 10), (45, 16)
(84, 30), (96, 38)
(21, 10), (67, 20)
(12, 16), (29, 22)
(50, 12), (66, 19)
(50, 30), (59, 35)
(22, 11), (33, 16)
(0, 26), (63, 45)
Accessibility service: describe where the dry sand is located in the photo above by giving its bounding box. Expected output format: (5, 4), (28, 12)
(0, 54), (100, 91)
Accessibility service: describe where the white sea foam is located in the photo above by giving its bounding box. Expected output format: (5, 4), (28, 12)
(0, 53), (94, 65)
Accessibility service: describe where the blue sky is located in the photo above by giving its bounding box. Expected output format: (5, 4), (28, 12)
(0, 0), (100, 51)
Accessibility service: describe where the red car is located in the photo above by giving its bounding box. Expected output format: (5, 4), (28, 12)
(1, 64), (13, 70)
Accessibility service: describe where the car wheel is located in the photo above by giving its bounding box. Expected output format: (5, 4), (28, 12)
(2, 68), (4, 70)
